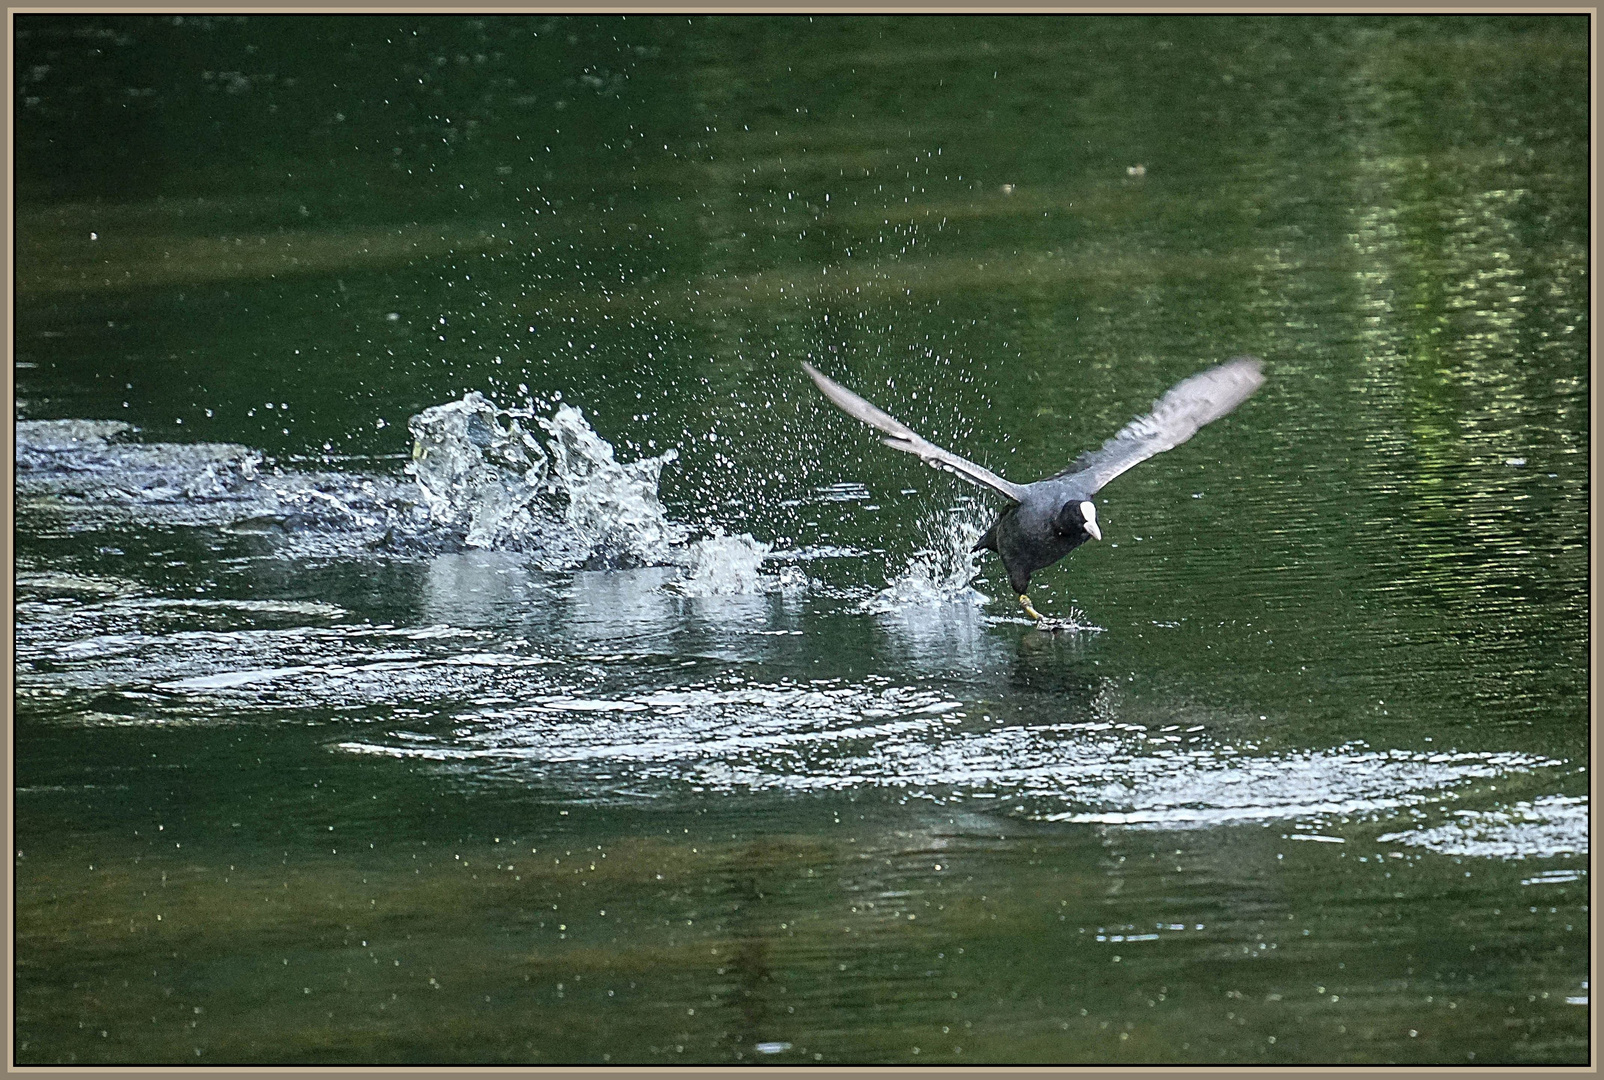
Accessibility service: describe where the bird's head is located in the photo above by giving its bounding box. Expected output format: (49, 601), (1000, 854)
(1055, 499), (1101, 542)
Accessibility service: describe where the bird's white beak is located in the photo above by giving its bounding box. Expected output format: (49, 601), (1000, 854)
(1081, 501), (1101, 541)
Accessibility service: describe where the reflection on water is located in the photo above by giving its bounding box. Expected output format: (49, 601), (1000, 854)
(565, 567), (698, 648)
(420, 551), (553, 628)
(14, 13), (1588, 1068)
(18, 542), (1584, 846)
(874, 599), (1011, 676)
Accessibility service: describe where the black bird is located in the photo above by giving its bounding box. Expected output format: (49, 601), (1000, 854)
(802, 356), (1265, 628)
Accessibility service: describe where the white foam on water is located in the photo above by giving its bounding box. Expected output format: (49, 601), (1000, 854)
(157, 665), (318, 691)
(16, 416), (419, 550)
(321, 666), (1573, 854)
(15, 419), (134, 453)
(1521, 869), (1584, 886)
(16, 564), (1578, 859)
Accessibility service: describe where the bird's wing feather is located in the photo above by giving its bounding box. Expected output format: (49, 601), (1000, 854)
(1052, 356), (1265, 493)
(802, 362), (1028, 504)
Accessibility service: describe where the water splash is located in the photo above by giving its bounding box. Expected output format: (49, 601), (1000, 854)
(668, 533), (771, 596)
(405, 392), (683, 568)
(864, 505), (1102, 630)
(19, 396), (765, 581)
(665, 532), (808, 596)
(405, 391), (548, 550)
(181, 449), (262, 499)
(20, 399), (1014, 607)
(538, 404), (684, 568)
(865, 509), (989, 613)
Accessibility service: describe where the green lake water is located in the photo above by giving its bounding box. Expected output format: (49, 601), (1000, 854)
(13, 14), (1590, 1065)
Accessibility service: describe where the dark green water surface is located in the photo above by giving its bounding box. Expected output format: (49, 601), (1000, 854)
(13, 14), (1590, 1065)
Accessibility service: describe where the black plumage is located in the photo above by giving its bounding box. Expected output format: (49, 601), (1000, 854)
(802, 356), (1265, 626)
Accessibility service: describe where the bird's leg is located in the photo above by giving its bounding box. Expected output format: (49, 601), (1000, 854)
(1019, 593), (1075, 632)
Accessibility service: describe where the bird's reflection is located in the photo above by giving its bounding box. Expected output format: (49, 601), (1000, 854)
(1009, 627), (1107, 711)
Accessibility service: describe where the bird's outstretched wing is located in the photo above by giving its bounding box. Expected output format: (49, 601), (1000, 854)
(802, 362), (1028, 504)
(1052, 356), (1265, 493)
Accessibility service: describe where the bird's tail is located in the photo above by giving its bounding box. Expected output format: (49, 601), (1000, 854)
(972, 521), (998, 552)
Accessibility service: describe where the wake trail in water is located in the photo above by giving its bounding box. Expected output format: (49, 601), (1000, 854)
(19, 390), (1087, 608)
(17, 391), (814, 596)
(15, 400), (1583, 860)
